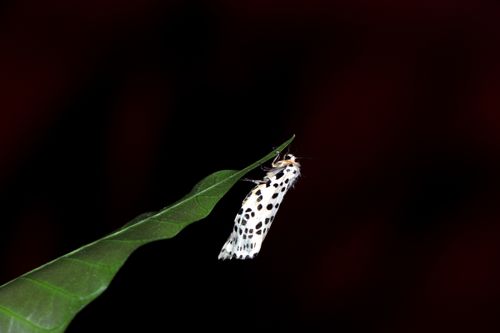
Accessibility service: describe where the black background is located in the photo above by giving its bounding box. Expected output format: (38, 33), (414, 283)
(1, 1), (500, 332)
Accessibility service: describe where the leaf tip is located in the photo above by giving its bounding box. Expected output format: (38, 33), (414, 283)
(274, 134), (296, 153)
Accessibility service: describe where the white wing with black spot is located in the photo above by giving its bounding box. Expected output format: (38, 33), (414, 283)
(218, 154), (300, 260)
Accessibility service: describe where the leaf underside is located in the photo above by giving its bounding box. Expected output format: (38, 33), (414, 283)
(0, 135), (295, 333)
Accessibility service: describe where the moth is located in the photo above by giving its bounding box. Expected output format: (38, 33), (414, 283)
(218, 153), (301, 260)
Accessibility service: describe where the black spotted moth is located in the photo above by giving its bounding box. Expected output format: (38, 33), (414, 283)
(218, 153), (301, 260)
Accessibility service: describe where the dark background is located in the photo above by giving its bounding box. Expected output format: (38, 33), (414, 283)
(1, 0), (500, 332)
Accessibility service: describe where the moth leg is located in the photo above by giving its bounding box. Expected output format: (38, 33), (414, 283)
(271, 151), (281, 165)
(242, 178), (266, 184)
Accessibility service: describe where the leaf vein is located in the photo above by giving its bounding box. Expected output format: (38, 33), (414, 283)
(0, 305), (47, 332)
(61, 257), (112, 274)
(20, 277), (80, 301)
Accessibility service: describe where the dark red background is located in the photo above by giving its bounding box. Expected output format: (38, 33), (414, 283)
(1, 1), (500, 332)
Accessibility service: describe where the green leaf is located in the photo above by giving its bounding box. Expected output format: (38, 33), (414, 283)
(0, 135), (295, 333)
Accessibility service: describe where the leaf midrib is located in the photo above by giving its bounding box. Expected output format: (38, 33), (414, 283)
(106, 170), (237, 238)
(107, 149), (277, 239)
(0, 147), (279, 291)
(0, 136), (294, 333)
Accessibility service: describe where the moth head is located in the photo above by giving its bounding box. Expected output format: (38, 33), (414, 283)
(272, 153), (300, 168)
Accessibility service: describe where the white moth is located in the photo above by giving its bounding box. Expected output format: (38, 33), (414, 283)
(218, 153), (301, 260)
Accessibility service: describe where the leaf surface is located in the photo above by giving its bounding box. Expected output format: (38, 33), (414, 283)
(0, 136), (295, 333)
